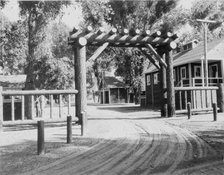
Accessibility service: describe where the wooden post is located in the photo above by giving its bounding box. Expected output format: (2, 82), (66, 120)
(213, 103), (217, 121)
(187, 102), (191, 119)
(165, 49), (176, 117)
(217, 83), (224, 112)
(50, 95), (53, 119)
(21, 96), (25, 120)
(158, 50), (167, 117)
(74, 37), (87, 123)
(81, 111), (87, 136)
(67, 116), (72, 143)
(11, 96), (15, 121)
(37, 120), (45, 155)
(0, 86), (3, 132)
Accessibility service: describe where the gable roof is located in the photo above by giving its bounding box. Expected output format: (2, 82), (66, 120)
(145, 37), (224, 74)
(0, 75), (26, 89)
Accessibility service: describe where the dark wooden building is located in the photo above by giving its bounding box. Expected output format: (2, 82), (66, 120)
(145, 38), (224, 109)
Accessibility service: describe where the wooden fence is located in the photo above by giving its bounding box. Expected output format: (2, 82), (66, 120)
(175, 86), (220, 111)
(0, 87), (78, 123)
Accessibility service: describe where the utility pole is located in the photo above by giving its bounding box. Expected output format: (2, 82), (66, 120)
(196, 19), (216, 86)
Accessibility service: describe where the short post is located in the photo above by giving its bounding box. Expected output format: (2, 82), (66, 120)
(213, 103), (217, 121)
(37, 120), (45, 155)
(81, 111), (87, 136)
(67, 116), (72, 144)
(187, 102), (191, 119)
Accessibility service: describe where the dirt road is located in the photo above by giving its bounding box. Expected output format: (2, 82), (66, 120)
(16, 104), (223, 175)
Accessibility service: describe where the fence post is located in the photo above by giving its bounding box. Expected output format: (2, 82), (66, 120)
(217, 83), (224, 112)
(81, 111), (87, 136)
(0, 86), (3, 132)
(37, 120), (45, 155)
(67, 116), (72, 143)
(187, 102), (191, 119)
(213, 103), (217, 121)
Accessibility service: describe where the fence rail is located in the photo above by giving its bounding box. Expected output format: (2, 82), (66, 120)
(175, 86), (219, 111)
(0, 88), (78, 123)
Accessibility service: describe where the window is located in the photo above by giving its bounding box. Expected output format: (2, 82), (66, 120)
(209, 64), (218, 78)
(146, 74), (151, 86)
(154, 73), (159, 84)
(180, 67), (186, 79)
(194, 66), (201, 77)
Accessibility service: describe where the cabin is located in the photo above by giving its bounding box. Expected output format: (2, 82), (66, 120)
(0, 75), (26, 121)
(99, 76), (133, 104)
(145, 38), (224, 110)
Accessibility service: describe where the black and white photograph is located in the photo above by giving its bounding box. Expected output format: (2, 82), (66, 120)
(1, 0), (224, 174)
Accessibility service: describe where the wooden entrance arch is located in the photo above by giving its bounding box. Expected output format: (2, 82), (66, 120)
(68, 27), (178, 132)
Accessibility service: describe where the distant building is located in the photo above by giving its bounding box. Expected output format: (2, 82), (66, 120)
(99, 76), (133, 104)
(0, 75), (26, 121)
(0, 74), (26, 90)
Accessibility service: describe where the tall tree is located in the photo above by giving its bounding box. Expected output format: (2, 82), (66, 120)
(18, 1), (70, 90)
(18, 1), (70, 118)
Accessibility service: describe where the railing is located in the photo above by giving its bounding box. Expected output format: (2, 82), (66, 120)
(0, 88), (78, 122)
(180, 77), (223, 87)
(175, 86), (219, 111)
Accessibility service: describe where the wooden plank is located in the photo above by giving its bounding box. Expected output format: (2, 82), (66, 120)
(179, 91), (182, 110)
(50, 95), (53, 119)
(2, 90), (78, 96)
(146, 44), (167, 68)
(196, 90), (201, 109)
(184, 91), (187, 109)
(11, 96), (15, 121)
(175, 86), (218, 91)
(59, 95), (62, 118)
(207, 90), (212, 108)
(31, 95), (34, 119)
(201, 90), (206, 109)
(212, 89), (217, 105)
(68, 94), (71, 115)
(88, 42), (109, 61)
(139, 48), (160, 70)
(21, 96), (25, 120)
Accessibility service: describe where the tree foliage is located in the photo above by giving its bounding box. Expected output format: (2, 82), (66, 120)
(0, 14), (27, 74)
(18, 0), (70, 90)
(81, 0), (185, 103)
(184, 0), (224, 42)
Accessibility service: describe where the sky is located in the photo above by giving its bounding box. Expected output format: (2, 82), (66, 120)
(1, 0), (194, 28)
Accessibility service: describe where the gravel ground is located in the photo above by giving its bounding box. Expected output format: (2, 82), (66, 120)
(0, 103), (224, 175)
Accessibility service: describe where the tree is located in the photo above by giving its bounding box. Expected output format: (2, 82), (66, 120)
(0, 13), (27, 75)
(81, 0), (186, 103)
(18, 1), (70, 90)
(182, 0), (224, 43)
(18, 1), (70, 118)
(0, 0), (7, 8)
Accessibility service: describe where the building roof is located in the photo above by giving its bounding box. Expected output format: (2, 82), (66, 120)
(0, 75), (26, 89)
(144, 37), (224, 74)
(104, 76), (127, 89)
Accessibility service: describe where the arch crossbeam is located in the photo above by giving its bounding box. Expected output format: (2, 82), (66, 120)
(68, 27), (178, 49)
